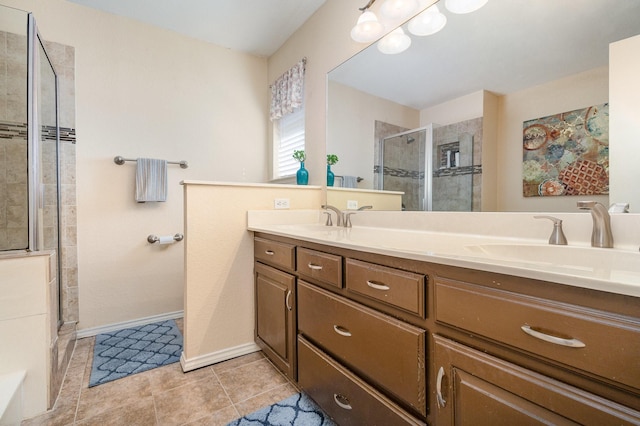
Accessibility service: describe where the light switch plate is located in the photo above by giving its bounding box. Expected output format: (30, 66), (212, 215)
(347, 200), (358, 210)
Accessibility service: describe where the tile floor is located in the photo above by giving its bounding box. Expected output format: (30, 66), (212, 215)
(22, 320), (299, 426)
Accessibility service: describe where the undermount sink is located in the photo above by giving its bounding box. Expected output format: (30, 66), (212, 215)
(464, 243), (640, 273)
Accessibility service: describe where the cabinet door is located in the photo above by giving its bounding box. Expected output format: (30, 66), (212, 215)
(255, 262), (296, 379)
(433, 335), (640, 426)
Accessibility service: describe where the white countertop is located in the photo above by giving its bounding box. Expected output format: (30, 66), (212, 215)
(248, 210), (640, 298)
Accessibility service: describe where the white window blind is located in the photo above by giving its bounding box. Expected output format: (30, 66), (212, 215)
(274, 106), (305, 179)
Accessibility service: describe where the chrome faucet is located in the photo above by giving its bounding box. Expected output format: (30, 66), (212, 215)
(357, 205), (373, 211)
(321, 204), (343, 227)
(577, 201), (614, 248)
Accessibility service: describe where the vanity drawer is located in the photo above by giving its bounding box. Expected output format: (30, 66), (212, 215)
(435, 278), (640, 391)
(254, 237), (295, 270)
(298, 280), (426, 415)
(346, 258), (426, 317)
(297, 247), (342, 288)
(298, 336), (425, 426)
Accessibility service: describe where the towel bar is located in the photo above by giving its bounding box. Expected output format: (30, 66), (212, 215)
(147, 233), (184, 244)
(114, 156), (188, 169)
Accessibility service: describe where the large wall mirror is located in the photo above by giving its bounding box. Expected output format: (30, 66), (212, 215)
(327, 0), (640, 212)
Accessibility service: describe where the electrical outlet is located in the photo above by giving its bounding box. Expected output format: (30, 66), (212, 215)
(274, 198), (290, 209)
(347, 200), (358, 210)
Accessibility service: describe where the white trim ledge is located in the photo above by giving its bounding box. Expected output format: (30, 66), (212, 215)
(180, 342), (261, 372)
(76, 311), (184, 339)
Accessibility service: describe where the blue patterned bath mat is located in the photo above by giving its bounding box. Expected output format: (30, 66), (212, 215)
(89, 319), (183, 387)
(227, 392), (336, 426)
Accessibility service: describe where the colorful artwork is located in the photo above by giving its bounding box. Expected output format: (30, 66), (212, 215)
(522, 103), (609, 197)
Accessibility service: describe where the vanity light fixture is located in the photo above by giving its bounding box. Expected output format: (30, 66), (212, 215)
(444, 0), (489, 14)
(350, 0), (386, 43)
(377, 27), (412, 54)
(408, 3), (447, 36)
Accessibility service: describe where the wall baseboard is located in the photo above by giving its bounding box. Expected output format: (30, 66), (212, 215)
(75, 311), (184, 339)
(180, 342), (261, 372)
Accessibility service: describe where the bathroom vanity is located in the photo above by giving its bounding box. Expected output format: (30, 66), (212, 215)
(251, 216), (640, 425)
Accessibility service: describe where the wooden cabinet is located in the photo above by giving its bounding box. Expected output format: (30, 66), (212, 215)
(434, 278), (640, 391)
(253, 232), (640, 425)
(298, 280), (427, 416)
(254, 237), (297, 380)
(298, 336), (424, 426)
(433, 335), (639, 425)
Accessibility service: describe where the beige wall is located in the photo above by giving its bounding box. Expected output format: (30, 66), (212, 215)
(610, 34), (640, 212)
(328, 81), (420, 188)
(182, 182), (322, 369)
(4, 0), (269, 330)
(327, 187), (403, 211)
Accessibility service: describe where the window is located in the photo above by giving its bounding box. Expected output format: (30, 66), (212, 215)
(269, 58), (306, 180)
(273, 106), (305, 179)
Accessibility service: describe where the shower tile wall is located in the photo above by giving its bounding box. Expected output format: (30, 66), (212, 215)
(0, 30), (78, 324)
(0, 31), (29, 250)
(432, 117), (483, 211)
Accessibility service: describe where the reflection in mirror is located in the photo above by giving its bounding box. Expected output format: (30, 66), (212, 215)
(327, 0), (640, 212)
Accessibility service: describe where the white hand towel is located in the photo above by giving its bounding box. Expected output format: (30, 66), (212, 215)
(135, 158), (167, 202)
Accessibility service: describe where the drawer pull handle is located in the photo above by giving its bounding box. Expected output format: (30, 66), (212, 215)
(521, 325), (586, 348)
(308, 263), (323, 271)
(285, 290), (292, 311)
(436, 366), (447, 408)
(333, 325), (352, 337)
(264, 250), (275, 256)
(366, 280), (390, 291)
(333, 393), (352, 410)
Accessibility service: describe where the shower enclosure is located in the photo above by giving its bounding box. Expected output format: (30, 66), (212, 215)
(376, 124), (475, 211)
(1, 6), (62, 324)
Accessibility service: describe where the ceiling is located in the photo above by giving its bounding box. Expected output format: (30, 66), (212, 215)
(66, 0), (326, 57)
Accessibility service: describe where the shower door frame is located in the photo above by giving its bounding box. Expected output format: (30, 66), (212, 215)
(27, 13), (63, 326)
(377, 125), (434, 211)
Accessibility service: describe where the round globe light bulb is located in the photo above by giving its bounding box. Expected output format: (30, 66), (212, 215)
(351, 11), (386, 43)
(408, 4), (447, 36)
(377, 27), (412, 54)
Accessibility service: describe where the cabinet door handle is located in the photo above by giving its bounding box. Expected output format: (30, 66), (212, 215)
(264, 250), (275, 256)
(285, 290), (292, 311)
(284, 290), (293, 310)
(307, 263), (323, 270)
(333, 393), (352, 410)
(521, 325), (586, 348)
(366, 280), (390, 291)
(436, 366), (447, 408)
(333, 325), (352, 337)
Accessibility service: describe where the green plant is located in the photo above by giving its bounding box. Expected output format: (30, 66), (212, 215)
(293, 150), (306, 162)
(327, 154), (339, 165)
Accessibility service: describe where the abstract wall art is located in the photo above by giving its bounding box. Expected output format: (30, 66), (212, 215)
(522, 103), (609, 197)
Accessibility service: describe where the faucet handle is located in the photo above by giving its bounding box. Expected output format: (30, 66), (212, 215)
(345, 212), (356, 228)
(323, 211), (333, 227)
(534, 215), (568, 245)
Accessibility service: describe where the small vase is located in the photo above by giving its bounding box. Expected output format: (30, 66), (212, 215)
(327, 164), (335, 187)
(296, 162), (309, 185)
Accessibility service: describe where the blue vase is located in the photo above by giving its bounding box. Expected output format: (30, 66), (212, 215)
(296, 162), (309, 185)
(327, 164), (335, 187)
